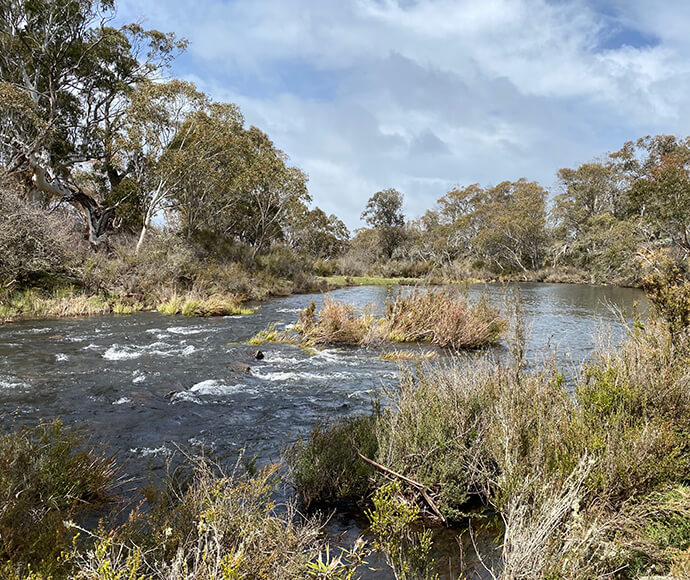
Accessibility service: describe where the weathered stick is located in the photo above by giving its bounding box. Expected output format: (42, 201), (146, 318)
(357, 452), (447, 524)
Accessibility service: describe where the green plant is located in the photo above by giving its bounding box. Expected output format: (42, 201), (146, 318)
(366, 481), (438, 580)
(0, 420), (118, 577)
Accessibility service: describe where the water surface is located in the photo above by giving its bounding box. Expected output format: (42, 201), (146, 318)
(0, 283), (645, 478)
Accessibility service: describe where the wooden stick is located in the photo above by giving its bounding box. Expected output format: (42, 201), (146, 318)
(357, 452), (447, 524)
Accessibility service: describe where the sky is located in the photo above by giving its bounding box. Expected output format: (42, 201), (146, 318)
(114, 0), (690, 230)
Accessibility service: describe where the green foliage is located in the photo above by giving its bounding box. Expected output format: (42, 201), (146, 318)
(0, 420), (117, 576)
(643, 257), (690, 343)
(290, 311), (690, 577)
(288, 412), (379, 507)
(366, 481), (438, 580)
(361, 188), (406, 259)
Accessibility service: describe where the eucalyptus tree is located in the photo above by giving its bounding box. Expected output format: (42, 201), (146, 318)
(288, 207), (350, 259)
(121, 80), (207, 253)
(473, 179), (548, 273)
(361, 188), (405, 259)
(0, 0), (185, 247)
(614, 135), (690, 255)
(166, 104), (311, 256)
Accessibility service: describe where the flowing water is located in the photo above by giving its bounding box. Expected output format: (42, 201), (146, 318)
(0, 282), (646, 577)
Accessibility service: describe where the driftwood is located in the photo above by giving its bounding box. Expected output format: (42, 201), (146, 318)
(357, 452), (447, 525)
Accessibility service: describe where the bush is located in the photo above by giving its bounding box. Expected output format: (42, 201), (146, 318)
(288, 411), (380, 508)
(0, 184), (68, 286)
(69, 457), (342, 580)
(0, 420), (117, 577)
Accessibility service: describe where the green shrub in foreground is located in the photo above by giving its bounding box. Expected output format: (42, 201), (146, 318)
(289, 317), (690, 577)
(0, 420), (117, 577)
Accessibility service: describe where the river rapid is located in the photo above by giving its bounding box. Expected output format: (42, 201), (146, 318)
(0, 282), (646, 577)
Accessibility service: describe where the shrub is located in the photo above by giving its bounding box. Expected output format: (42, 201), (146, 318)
(288, 412), (379, 508)
(0, 421), (117, 577)
(69, 456), (340, 580)
(0, 184), (67, 286)
(290, 314), (690, 578)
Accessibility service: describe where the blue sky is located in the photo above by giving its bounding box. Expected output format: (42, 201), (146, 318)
(115, 0), (690, 229)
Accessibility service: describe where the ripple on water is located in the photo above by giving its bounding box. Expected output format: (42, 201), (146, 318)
(168, 325), (219, 335)
(103, 345), (142, 360)
(129, 446), (171, 457)
(103, 342), (196, 361)
(189, 379), (249, 395)
(0, 375), (29, 390)
(252, 370), (356, 382)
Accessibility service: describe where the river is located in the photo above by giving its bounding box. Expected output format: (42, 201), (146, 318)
(0, 282), (646, 577)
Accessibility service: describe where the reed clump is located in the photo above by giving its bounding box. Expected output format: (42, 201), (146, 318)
(298, 289), (505, 350)
(67, 458), (328, 580)
(156, 291), (255, 317)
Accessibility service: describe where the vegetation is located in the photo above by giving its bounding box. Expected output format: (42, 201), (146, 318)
(289, 271), (690, 578)
(3, 0), (690, 326)
(297, 289), (506, 350)
(0, 421), (118, 578)
(0, 421), (373, 579)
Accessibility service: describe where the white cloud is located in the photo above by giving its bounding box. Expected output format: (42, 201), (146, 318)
(115, 0), (690, 228)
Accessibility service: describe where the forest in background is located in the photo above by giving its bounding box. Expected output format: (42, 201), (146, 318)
(2, 0), (690, 320)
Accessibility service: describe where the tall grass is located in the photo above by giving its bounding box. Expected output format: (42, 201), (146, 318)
(298, 288), (506, 350)
(289, 313), (690, 578)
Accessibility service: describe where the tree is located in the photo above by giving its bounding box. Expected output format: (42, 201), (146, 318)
(473, 179), (548, 273)
(615, 136), (690, 255)
(361, 188), (405, 259)
(288, 207), (350, 259)
(119, 80), (207, 253)
(0, 0), (185, 247)
(167, 104), (311, 256)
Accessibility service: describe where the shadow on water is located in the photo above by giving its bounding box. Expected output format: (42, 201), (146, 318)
(0, 282), (646, 577)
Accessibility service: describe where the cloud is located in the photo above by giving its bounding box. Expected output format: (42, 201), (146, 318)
(114, 0), (690, 228)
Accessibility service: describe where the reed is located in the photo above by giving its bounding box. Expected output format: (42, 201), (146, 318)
(298, 288), (506, 350)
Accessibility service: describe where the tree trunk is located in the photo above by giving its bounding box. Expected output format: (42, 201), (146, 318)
(29, 157), (114, 249)
(135, 221), (148, 255)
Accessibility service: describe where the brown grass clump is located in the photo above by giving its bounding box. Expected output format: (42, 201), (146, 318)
(384, 288), (505, 349)
(298, 288), (506, 350)
(300, 296), (369, 345)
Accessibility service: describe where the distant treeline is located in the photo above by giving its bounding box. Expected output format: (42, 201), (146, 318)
(349, 134), (690, 286)
(2, 1), (689, 292)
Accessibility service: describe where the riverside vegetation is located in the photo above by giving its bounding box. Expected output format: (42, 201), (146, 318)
(288, 263), (690, 579)
(4, 0), (690, 325)
(2, 266), (690, 579)
(3, 1), (690, 579)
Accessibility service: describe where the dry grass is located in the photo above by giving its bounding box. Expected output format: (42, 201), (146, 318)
(298, 289), (506, 350)
(155, 290), (255, 317)
(379, 349), (439, 361)
(66, 456), (344, 580)
(300, 296), (370, 345)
